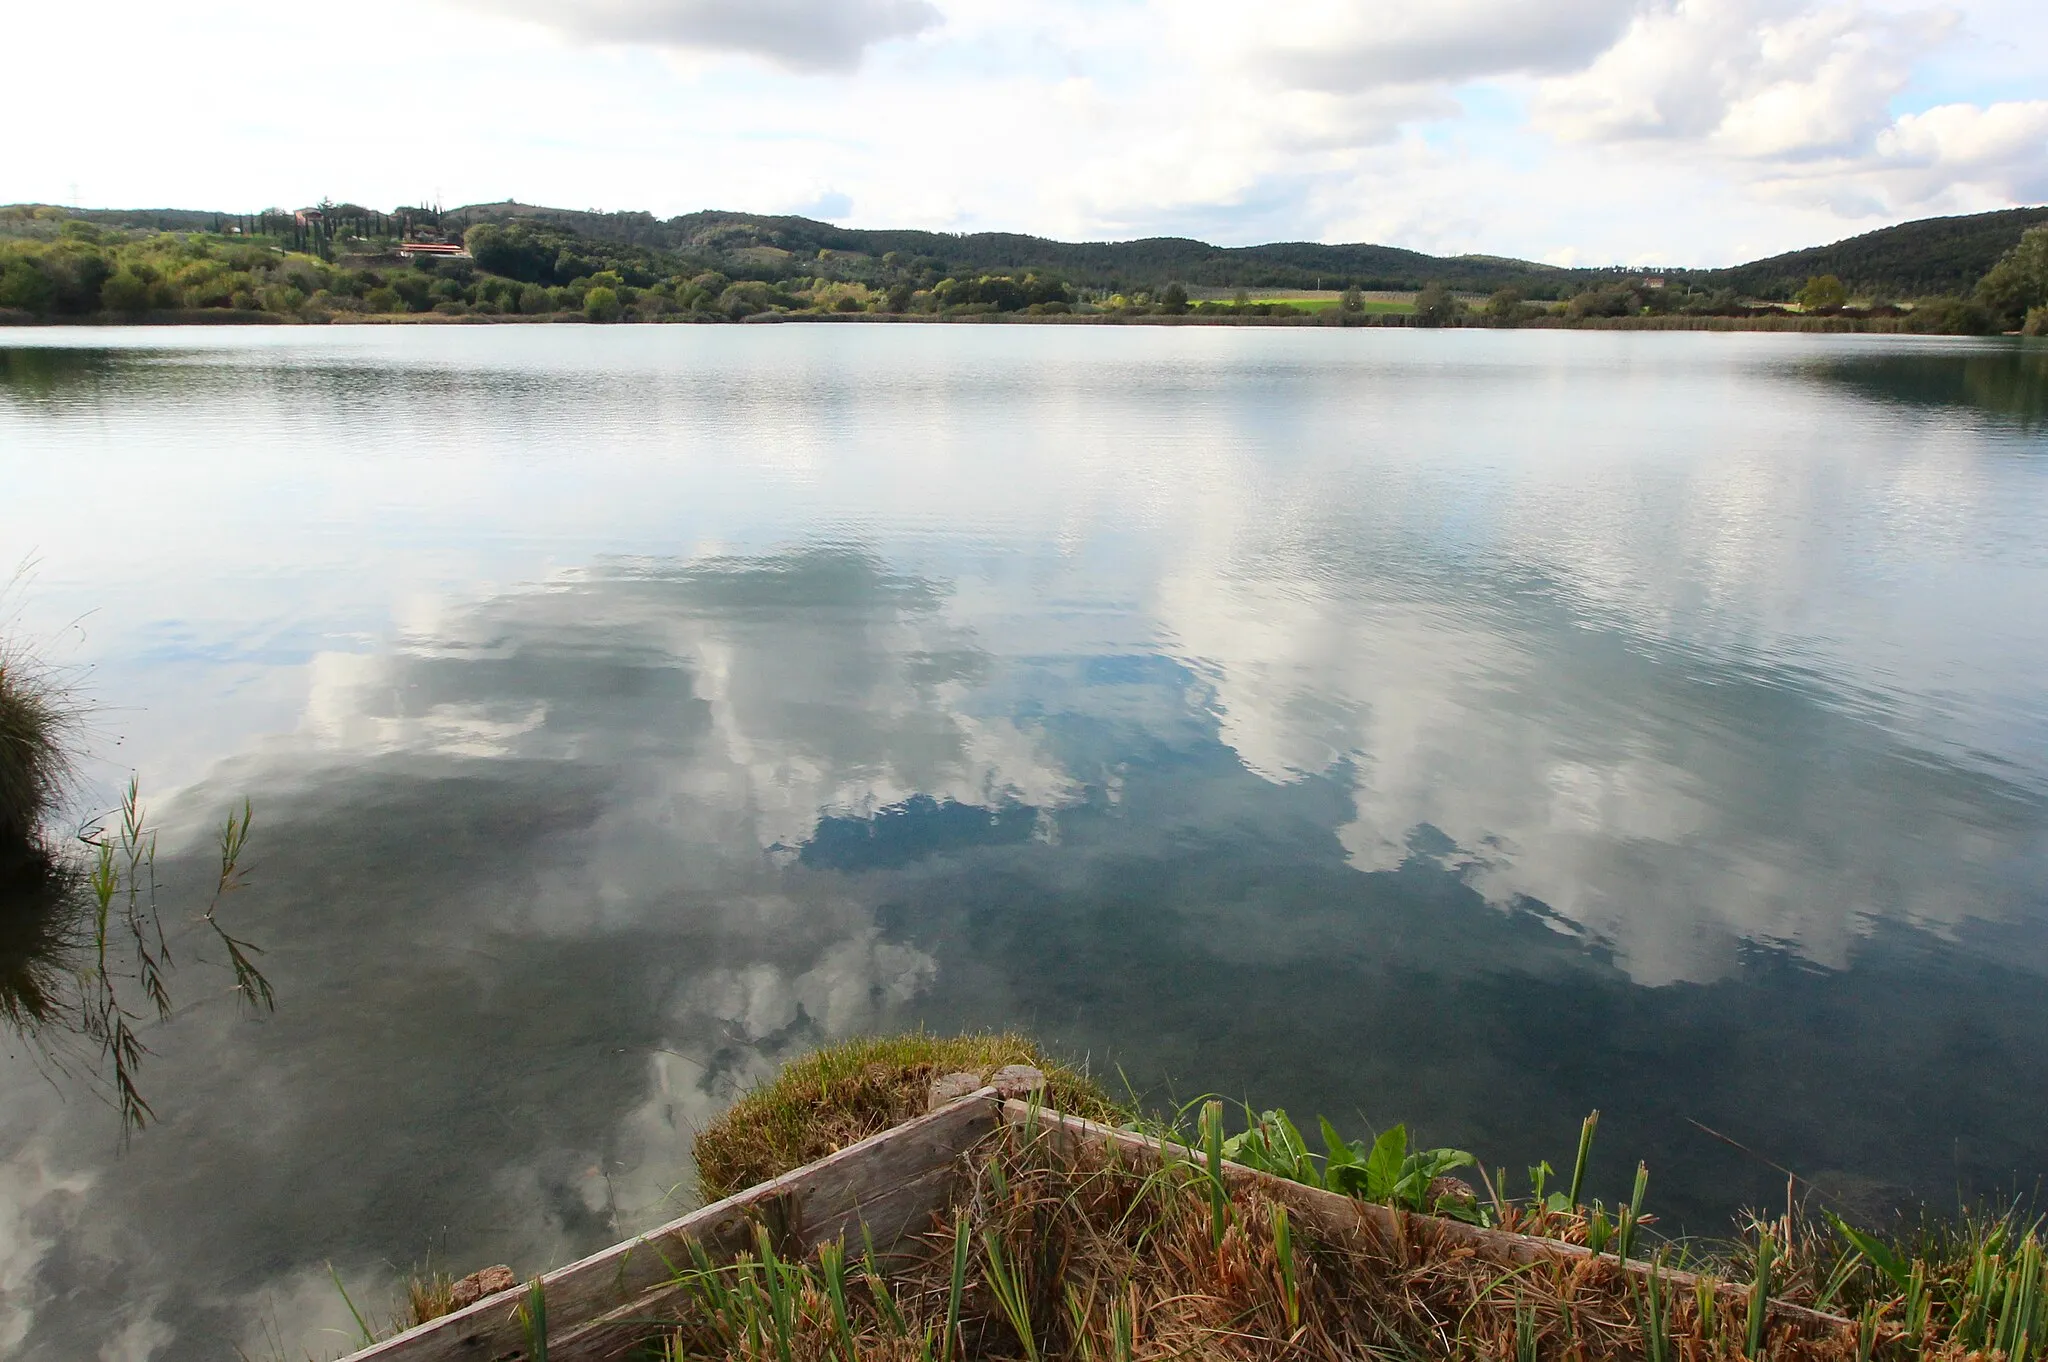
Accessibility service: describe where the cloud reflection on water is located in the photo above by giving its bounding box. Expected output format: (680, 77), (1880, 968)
(3, 330), (2047, 1362)
(1, 535), (2043, 1360)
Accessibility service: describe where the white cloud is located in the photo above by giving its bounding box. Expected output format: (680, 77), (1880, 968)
(1193, 0), (1642, 87)
(2, 0), (2044, 269)
(1534, 0), (1947, 152)
(1524, 0), (2047, 217)
(460, 0), (941, 70)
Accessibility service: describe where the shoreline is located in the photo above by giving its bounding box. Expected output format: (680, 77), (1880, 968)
(0, 307), (1972, 334)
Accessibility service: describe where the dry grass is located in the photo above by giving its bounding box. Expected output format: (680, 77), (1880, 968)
(656, 1119), (1870, 1362)
(692, 1031), (1120, 1202)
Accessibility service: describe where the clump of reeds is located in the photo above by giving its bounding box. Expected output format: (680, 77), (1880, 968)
(0, 833), (81, 1033)
(0, 643), (83, 1036)
(692, 1031), (1120, 1201)
(0, 646), (76, 847)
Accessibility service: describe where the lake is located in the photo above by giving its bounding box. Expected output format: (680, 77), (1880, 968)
(1, 324), (2045, 1361)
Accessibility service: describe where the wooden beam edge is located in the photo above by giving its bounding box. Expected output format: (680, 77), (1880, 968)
(999, 1098), (1852, 1332)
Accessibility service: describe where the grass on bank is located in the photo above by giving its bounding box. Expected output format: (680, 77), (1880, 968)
(649, 1115), (1880, 1362)
(669, 1035), (2047, 1361)
(372, 1035), (2048, 1356)
(692, 1031), (1121, 1201)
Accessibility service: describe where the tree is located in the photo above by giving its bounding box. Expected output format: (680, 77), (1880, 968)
(1484, 287), (1528, 325)
(1413, 281), (1462, 327)
(0, 257), (55, 314)
(1973, 226), (2048, 330)
(1341, 284), (1364, 313)
(883, 282), (915, 313)
(1160, 281), (1189, 315)
(584, 286), (622, 322)
(99, 267), (155, 315)
(1797, 274), (1849, 311)
(1232, 288), (1250, 307)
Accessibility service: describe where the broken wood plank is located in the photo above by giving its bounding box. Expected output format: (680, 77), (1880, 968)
(338, 1090), (999, 1362)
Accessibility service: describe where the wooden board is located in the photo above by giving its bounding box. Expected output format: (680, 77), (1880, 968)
(340, 1087), (1852, 1362)
(338, 1091), (998, 1362)
(1000, 1098), (1853, 1336)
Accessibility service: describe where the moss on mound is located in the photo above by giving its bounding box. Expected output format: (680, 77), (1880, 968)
(692, 1031), (1120, 1200)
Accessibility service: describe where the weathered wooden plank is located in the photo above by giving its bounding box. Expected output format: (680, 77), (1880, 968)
(338, 1091), (999, 1362)
(1001, 1099), (1853, 1335)
(546, 1158), (972, 1362)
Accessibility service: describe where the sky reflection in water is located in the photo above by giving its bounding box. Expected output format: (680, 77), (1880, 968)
(0, 327), (2045, 1362)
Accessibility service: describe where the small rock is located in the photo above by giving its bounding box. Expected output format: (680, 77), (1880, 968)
(927, 1070), (986, 1111)
(1426, 1177), (1478, 1210)
(448, 1264), (518, 1310)
(989, 1065), (1047, 1099)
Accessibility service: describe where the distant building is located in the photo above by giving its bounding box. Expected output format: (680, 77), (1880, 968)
(398, 241), (472, 261)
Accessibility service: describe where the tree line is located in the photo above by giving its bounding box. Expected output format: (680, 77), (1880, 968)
(2, 205), (2042, 333)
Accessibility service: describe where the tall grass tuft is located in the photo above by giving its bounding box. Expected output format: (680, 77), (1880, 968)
(0, 646), (75, 847)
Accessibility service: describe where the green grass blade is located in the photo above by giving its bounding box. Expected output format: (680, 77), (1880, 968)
(325, 1262), (376, 1348)
(1566, 1110), (1599, 1209)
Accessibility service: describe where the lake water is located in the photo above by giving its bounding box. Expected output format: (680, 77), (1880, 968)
(1, 325), (2045, 1360)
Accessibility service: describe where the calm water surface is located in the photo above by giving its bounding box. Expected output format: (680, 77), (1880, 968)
(2, 326), (2046, 1360)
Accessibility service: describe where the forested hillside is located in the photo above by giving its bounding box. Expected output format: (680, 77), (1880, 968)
(3, 198), (2042, 330)
(452, 201), (1574, 294)
(1701, 207), (2048, 299)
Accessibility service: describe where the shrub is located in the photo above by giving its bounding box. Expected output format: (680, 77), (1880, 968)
(1906, 296), (1994, 334)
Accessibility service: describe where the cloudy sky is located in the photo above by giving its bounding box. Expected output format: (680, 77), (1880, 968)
(10, 1), (2048, 268)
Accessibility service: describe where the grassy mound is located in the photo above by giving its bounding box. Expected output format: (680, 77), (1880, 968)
(692, 1031), (1120, 1200)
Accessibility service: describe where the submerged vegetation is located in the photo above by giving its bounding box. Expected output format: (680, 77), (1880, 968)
(0, 630), (271, 1136)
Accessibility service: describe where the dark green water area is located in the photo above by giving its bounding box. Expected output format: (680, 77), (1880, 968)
(1, 328), (2044, 1359)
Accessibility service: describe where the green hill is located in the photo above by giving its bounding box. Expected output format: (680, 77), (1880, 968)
(447, 200), (2048, 299)
(6, 197), (2044, 310)
(450, 201), (1572, 294)
(1699, 207), (2048, 300)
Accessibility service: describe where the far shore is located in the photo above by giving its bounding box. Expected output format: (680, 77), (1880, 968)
(0, 308), (1960, 335)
